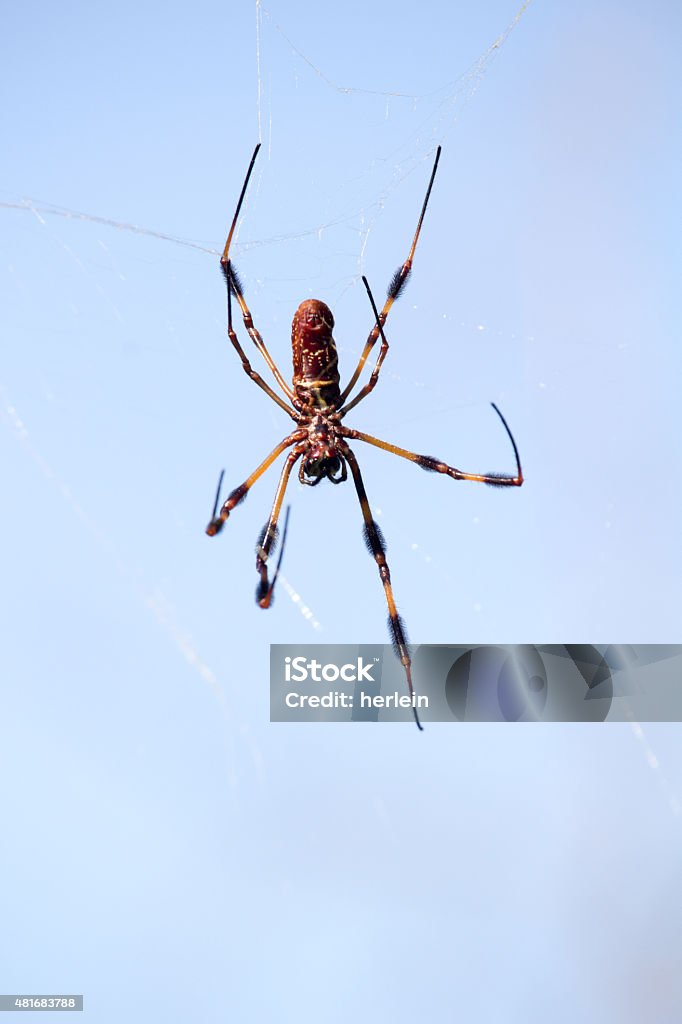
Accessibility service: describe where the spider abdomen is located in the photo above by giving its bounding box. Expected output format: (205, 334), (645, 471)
(291, 299), (341, 408)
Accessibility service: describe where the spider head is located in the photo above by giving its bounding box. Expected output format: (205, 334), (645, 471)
(300, 454), (346, 486)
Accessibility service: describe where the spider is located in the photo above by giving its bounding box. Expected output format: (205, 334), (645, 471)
(206, 144), (523, 729)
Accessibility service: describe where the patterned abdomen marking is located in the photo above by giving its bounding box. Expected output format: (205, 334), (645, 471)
(292, 300), (341, 408)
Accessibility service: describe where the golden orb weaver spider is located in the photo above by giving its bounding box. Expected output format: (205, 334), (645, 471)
(206, 144), (523, 729)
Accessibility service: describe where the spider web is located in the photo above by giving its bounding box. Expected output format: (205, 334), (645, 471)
(2, 0), (680, 815)
(4, 8), (682, 1020)
(0, 0), (534, 641)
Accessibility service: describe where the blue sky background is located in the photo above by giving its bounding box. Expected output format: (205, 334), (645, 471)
(2, 1), (681, 1020)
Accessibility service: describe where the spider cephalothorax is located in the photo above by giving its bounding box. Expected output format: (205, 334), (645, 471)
(206, 143), (523, 729)
(299, 410), (346, 486)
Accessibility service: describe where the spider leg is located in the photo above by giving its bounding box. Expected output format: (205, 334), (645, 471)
(224, 275), (297, 420)
(223, 262), (297, 403)
(338, 146), (441, 407)
(210, 468), (226, 520)
(220, 143), (297, 404)
(255, 448), (303, 608)
(339, 277), (389, 417)
(342, 445), (423, 730)
(221, 143), (261, 264)
(259, 506), (291, 610)
(341, 403), (524, 487)
(206, 430), (305, 536)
